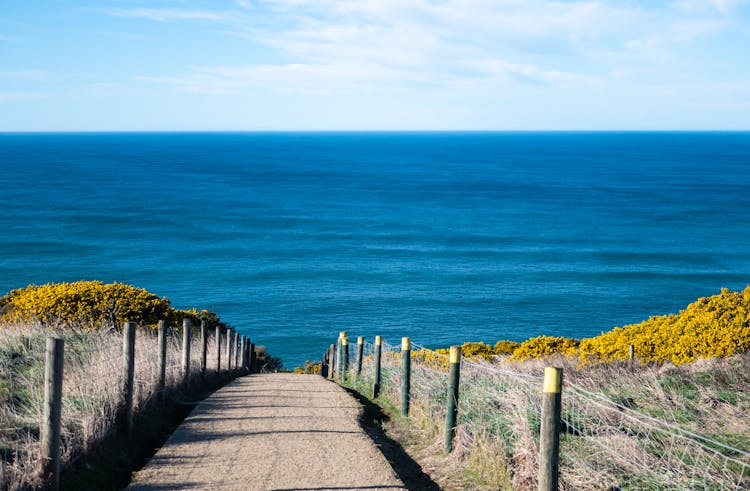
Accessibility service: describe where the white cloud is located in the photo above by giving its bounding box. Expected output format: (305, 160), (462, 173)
(673, 0), (748, 14)
(104, 8), (233, 22)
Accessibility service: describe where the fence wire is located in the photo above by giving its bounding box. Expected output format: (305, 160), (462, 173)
(0, 324), (231, 491)
(347, 338), (750, 490)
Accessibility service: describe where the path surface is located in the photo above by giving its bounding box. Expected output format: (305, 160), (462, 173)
(127, 373), (406, 491)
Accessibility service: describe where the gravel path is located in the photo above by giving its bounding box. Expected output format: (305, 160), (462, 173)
(127, 373), (407, 491)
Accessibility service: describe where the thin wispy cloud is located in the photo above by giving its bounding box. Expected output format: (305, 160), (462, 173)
(104, 8), (234, 22)
(1, 0), (748, 129)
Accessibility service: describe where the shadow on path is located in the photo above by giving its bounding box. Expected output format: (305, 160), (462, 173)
(343, 387), (442, 491)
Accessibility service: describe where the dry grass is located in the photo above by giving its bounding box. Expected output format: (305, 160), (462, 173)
(0, 322), (227, 490)
(352, 341), (750, 490)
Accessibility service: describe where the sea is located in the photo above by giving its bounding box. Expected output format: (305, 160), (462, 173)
(1, 132), (749, 368)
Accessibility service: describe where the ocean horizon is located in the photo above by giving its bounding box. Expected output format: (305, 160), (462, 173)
(2, 131), (749, 367)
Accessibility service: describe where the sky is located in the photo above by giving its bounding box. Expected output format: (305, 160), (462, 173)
(1, 0), (749, 131)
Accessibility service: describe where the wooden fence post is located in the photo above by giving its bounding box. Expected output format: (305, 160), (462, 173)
(538, 367), (563, 491)
(342, 336), (350, 382)
(355, 336), (364, 383)
(244, 338), (251, 372)
(445, 345), (461, 453)
(401, 337), (411, 417)
(240, 335), (247, 373)
(182, 318), (191, 385)
(249, 342), (256, 373)
(200, 319), (207, 379)
(41, 337), (64, 490)
(629, 344), (635, 368)
(248, 339), (253, 372)
(226, 328), (233, 372)
(157, 320), (166, 394)
(336, 332), (346, 381)
(327, 344), (335, 380)
(373, 336), (382, 398)
(121, 321), (136, 434)
(234, 331), (240, 370)
(215, 326), (222, 376)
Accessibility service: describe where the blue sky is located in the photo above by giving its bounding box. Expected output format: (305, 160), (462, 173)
(1, 0), (749, 131)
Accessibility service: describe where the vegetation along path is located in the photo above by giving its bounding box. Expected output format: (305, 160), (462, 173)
(127, 373), (407, 491)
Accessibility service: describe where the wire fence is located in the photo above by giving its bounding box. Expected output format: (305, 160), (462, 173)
(0, 322), (252, 491)
(333, 336), (750, 490)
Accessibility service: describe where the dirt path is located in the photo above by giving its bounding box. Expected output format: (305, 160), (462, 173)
(127, 373), (407, 491)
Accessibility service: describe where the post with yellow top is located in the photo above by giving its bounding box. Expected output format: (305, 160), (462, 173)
(336, 331), (347, 381)
(355, 336), (364, 383)
(373, 336), (382, 398)
(401, 337), (411, 417)
(444, 345), (462, 453)
(538, 367), (563, 491)
(342, 336), (350, 382)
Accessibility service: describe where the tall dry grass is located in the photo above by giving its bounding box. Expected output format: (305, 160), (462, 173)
(0, 322), (223, 490)
(350, 340), (750, 490)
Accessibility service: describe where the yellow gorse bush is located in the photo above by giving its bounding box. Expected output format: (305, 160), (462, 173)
(0, 281), (221, 331)
(510, 335), (581, 361)
(579, 286), (750, 365)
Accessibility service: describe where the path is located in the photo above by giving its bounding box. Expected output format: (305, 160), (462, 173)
(127, 373), (407, 491)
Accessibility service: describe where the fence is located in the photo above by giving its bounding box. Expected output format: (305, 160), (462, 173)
(0, 320), (259, 491)
(322, 333), (750, 490)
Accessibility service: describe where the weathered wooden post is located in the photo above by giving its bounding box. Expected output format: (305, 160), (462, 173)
(373, 336), (382, 398)
(538, 367), (563, 491)
(327, 343), (335, 381)
(200, 319), (208, 379)
(226, 328), (233, 372)
(249, 342), (256, 373)
(336, 332), (346, 381)
(245, 338), (253, 373)
(215, 325), (222, 376)
(157, 320), (166, 394)
(234, 331), (240, 369)
(355, 336), (364, 383)
(445, 345), (461, 453)
(41, 337), (64, 490)
(342, 336), (350, 382)
(182, 318), (191, 385)
(629, 344), (635, 368)
(240, 335), (247, 373)
(121, 321), (136, 434)
(401, 337), (411, 417)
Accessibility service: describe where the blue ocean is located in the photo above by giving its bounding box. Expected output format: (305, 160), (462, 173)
(1, 132), (749, 367)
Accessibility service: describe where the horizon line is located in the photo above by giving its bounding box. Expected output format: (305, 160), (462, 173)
(2, 129), (750, 135)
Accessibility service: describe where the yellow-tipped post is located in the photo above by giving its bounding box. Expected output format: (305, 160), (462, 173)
(445, 345), (462, 453)
(538, 367), (563, 491)
(401, 337), (411, 417)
